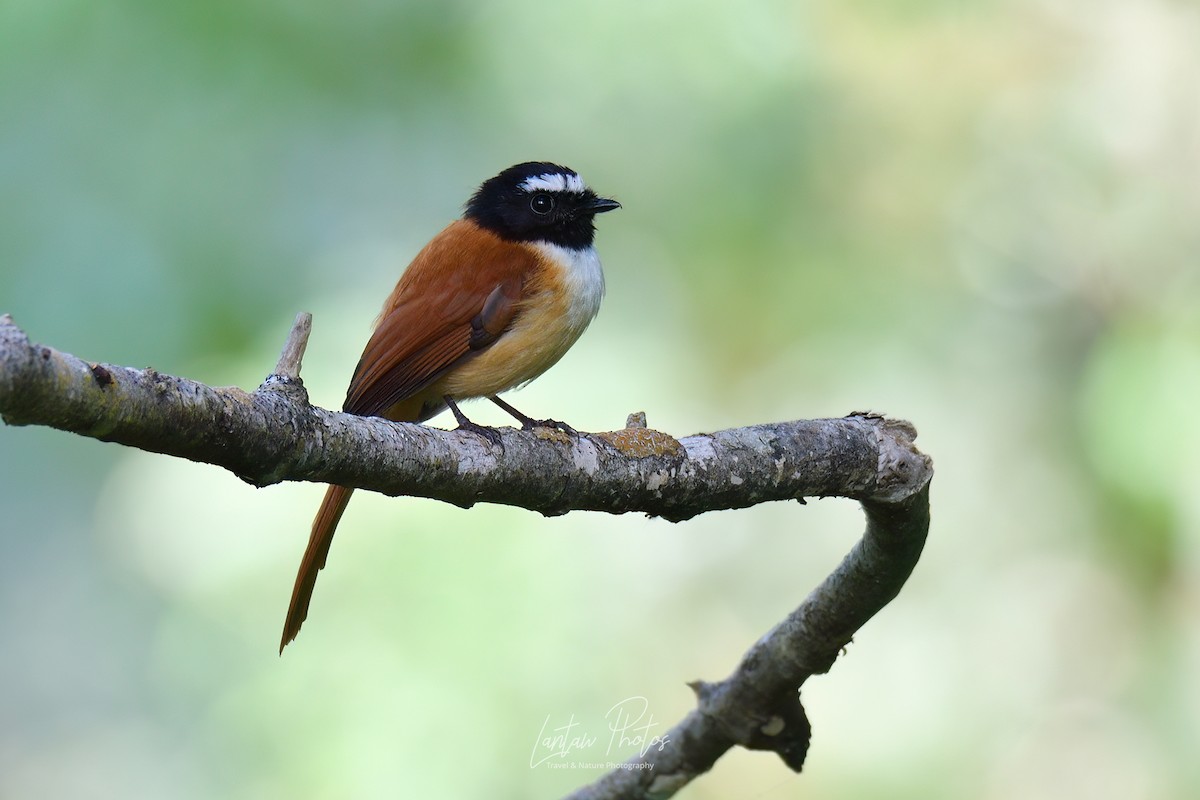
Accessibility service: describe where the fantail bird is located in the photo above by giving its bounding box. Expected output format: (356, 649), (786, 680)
(279, 161), (620, 652)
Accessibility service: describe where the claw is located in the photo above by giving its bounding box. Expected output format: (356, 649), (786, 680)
(443, 395), (503, 446)
(527, 417), (578, 436)
(488, 396), (579, 436)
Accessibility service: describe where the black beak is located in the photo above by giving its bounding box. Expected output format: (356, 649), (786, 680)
(586, 196), (621, 214)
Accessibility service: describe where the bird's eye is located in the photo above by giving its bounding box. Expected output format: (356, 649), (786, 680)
(530, 193), (555, 215)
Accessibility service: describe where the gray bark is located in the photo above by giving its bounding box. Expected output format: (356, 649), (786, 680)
(0, 312), (933, 798)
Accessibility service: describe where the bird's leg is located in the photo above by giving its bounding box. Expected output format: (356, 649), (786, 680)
(443, 396), (503, 446)
(488, 396), (579, 436)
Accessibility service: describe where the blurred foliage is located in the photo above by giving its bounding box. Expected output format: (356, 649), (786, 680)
(2, 0), (1199, 798)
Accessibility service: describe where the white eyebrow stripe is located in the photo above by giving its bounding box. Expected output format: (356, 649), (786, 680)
(519, 172), (587, 194)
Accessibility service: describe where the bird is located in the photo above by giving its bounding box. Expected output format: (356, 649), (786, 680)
(279, 161), (620, 652)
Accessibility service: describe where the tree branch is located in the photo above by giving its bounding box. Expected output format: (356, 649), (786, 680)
(0, 312), (933, 796)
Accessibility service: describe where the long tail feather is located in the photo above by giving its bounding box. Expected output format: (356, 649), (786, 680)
(280, 484), (354, 653)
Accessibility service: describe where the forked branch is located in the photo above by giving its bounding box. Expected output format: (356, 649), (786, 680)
(0, 312), (932, 798)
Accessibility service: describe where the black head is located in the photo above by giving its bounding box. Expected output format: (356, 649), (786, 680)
(464, 162), (620, 249)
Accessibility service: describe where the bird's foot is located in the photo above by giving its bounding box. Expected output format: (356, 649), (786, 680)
(525, 417), (578, 436)
(489, 396), (578, 436)
(444, 396), (503, 446)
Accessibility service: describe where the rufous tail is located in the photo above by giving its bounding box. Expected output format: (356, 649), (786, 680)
(280, 484), (354, 653)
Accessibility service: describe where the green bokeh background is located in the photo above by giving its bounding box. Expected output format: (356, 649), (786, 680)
(3, 1), (1199, 798)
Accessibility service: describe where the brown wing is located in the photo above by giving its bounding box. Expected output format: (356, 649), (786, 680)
(343, 220), (531, 418)
(280, 220), (533, 652)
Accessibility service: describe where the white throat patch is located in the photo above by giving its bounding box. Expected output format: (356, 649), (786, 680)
(532, 241), (605, 330)
(519, 172), (586, 194)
